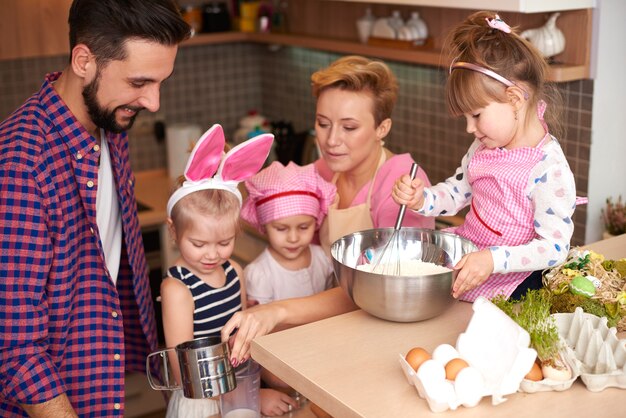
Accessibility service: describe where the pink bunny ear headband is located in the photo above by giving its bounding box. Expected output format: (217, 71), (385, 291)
(166, 124), (274, 216)
(450, 14), (530, 100)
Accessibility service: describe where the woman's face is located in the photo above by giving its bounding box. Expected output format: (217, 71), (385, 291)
(315, 88), (389, 174)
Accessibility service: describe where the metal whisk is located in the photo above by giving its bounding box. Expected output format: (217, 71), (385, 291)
(371, 162), (419, 276)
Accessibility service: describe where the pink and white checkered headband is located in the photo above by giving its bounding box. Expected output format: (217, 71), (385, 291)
(241, 161), (336, 233)
(166, 124), (274, 217)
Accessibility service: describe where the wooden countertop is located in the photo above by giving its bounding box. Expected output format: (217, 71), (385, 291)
(134, 169), (172, 228)
(251, 234), (626, 418)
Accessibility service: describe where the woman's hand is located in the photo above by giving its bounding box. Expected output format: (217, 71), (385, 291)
(221, 304), (282, 366)
(392, 174), (425, 211)
(451, 249), (494, 298)
(260, 388), (299, 416)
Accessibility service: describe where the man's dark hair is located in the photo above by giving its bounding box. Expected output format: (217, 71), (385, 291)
(68, 0), (191, 65)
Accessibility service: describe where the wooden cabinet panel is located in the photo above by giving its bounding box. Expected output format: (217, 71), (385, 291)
(184, 1), (593, 81)
(0, 0), (72, 60)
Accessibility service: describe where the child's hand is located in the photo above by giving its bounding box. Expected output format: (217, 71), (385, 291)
(260, 388), (299, 416)
(246, 298), (259, 308)
(392, 174), (425, 211)
(221, 304), (282, 366)
(451, 249), (494, 298)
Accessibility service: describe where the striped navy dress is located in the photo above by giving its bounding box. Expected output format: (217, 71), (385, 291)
(166, 261), (242, 338)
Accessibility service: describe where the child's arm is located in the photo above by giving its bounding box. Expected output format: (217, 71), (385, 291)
(394, 140), (479, 216)
(222, 287), (357, 364)
(260, 388), (299, 416)
(160, 276), (195, 386)
(491, 150), (576, 273)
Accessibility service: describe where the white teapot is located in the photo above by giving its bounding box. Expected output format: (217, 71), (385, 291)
(521, 13), (566, 58)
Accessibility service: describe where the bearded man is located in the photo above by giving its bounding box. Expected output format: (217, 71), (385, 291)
(0, 1), (190, 416)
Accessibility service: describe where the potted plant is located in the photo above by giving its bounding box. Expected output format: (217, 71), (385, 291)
(602, 195), (626, 238)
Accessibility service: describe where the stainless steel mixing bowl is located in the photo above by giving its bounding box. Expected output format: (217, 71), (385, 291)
(331, 228), (478, 322)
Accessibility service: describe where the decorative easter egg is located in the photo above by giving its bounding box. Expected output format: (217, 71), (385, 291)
(586, 275), (602, 289)
(569, 275), (596, 298)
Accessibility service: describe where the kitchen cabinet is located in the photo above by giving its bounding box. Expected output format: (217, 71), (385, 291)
(333, 0), (595, 13)
(2, 0), (593, 81)
(183, 1), (593, 81)
(0, 0), (72, 60)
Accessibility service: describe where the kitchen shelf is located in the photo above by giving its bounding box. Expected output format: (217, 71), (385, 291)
(182, 31), (248, 47)
(333, 0), (596, 14)
(182, 31), (590, 82)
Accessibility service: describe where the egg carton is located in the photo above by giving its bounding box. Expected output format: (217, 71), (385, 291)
(517, 345), (580, 393)
(554, 307), (626, 391)
(398, 297), (537, 413)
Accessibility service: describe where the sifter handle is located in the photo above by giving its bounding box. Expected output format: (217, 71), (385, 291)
(394, 162), (419, 231)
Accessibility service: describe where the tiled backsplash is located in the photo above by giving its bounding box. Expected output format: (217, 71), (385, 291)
(0, 42), (591, 244)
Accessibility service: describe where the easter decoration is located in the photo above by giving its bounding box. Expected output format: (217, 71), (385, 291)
(542, 248), (626, 331)
(491, 290), (573, 383)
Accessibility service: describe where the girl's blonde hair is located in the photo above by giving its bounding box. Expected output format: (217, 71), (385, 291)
(169, 176), (241, 235)
(445, 11), (564, 139)
(311, 55), (398, 126)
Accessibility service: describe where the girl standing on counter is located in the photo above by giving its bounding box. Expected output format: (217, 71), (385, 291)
(392, 12), (586, 302)
(160, 124), (296, 417)
(241, 161), (337, 305)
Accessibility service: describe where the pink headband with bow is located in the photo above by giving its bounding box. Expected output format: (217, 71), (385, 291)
(166, 124), (274, 216)
(450, 14), (529, 100)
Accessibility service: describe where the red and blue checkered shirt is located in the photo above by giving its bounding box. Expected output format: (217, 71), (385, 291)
(0, 72), (158, 416)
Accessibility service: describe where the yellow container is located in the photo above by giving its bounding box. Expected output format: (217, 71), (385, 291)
(240, 17), (257, 33)
(240, 1), (260, 20)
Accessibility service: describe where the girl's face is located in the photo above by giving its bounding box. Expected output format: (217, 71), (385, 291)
(265, 214), (316, 264)
(315, 88), (389, 174)
(463, 101), (519, 150)
(174, 213), (237, 277)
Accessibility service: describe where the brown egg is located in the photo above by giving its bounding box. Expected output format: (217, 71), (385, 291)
(525, 361), (544, 381)
(445, 358), (469, 380)
(405, 347), (431, 372)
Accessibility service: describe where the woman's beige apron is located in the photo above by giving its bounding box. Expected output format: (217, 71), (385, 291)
(320, 151), (387, 254)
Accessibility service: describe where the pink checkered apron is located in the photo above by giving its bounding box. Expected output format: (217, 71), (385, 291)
(451, 135), (550, 302)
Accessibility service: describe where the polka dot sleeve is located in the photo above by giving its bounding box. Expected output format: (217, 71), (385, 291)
(490, 140), (577, 273)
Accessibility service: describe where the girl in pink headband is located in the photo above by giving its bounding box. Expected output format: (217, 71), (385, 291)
(393, 11), (586, 303)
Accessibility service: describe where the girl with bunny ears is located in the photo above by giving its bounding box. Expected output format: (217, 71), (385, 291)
(392, 12), (586, 302)
(160, 124), (297, 417)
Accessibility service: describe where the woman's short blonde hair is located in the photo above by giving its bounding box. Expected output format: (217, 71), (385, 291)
(311, 55), (398, 126)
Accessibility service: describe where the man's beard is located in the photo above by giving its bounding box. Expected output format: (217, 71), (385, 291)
(82, 71), (142, 134)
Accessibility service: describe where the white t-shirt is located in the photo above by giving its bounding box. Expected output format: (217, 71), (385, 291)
(96, 134), (122, 285)
(244, 244), (334, 304)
